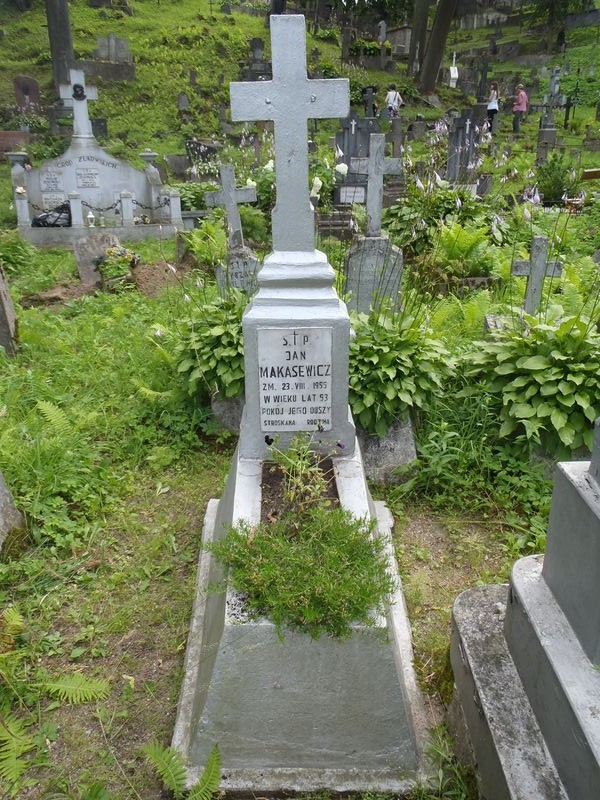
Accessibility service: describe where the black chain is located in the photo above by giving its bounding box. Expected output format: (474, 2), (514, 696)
(132, 197), (171, 211)
(81, 200), (121, 212)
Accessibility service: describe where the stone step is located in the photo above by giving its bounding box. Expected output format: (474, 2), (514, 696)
(504, 556), (600, 800)
(451, 584), (569, 800)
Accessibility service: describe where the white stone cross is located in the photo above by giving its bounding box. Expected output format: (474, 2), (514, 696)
(350, 118), (357, 135)
(204, 164), (257, 249)
(350, 133), (401, 237)
(59, 68), (98, 139)
(512, 236), (562, 315)
(230, 15), (349, 252)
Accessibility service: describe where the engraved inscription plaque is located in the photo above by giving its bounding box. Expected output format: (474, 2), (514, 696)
(40, 171), (64, 192)
(42, 192), (66, 209)
(258, 327), (333, 432)
(76, 168), (100, 188)
(339, 185), (365, 204)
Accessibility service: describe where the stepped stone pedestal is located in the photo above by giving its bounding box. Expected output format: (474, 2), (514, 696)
(451, 420), (600, 800)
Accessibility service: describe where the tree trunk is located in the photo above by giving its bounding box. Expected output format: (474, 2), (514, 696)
(419, 0), (458, 93)
(408, 0), (430, 76)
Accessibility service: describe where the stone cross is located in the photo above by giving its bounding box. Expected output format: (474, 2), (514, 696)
(350, 134), (401, 237)
(230, 14), (348, 252)
(204, 164), (257, 249)
(59, 68), (98, 139)
(512, 236), (562, 315)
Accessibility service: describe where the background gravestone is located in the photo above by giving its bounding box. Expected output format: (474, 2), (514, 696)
(74, 232), (120, 288)
(0, 471), (25, 552)
(13, 75), (41, 111)
(0, 265), (18, 356)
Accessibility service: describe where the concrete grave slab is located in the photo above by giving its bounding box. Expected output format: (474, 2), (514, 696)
(0, 265), (18, 356)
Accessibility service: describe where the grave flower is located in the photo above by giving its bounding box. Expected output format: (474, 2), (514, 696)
(94, 246), (140, 281)
(334, 163), (348, 177)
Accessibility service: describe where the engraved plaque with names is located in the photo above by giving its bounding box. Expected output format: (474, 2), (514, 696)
(40, 171), (64, 192)
(42, 192), (66, 209)
(258, 327), (333, 432)
(76, 168), (100, 188)
(340, 185), (365, 204)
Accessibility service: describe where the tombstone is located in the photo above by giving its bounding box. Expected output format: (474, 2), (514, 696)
(446, 111), (476, 184)
(405, 115), (427, 141)
(549, 65), (561, 100)
(476, 59), (489, 102)
(0, 470), (25, 552)
(204, 164), (260, 294)
(377, 19), (387, 44)
(361, 85), (378, 118)
(451, 418), (600, 799)
(385, 116), (403, 157)
(512, 236), (562, 315)
(15, 68), (182, 240)
(94, 33), (133, 64)
(334, 112), (380, 205)
(177, 92), (190, 112)
(173, 16), (428, 793)
(13, 75), (41, 111)
(0, 265), (18, 357)
(449, 52), (459, 88)
(73, 232), (120, 288)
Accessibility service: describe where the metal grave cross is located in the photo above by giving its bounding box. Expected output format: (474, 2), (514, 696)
(229, 15), (349, 252)
(512, 236), (562, 315)
(350, 133), (401, 237)
(59, 68), (98, 139)
(205, 164), (257, 249)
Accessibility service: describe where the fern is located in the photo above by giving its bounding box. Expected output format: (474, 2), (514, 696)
(0, 712), (35, 786)
(142, 741), (187, 799)
(36, 400), (72, 439)
(40, 672), (110, 704)
(188, 745), (220, 800)
(1, 606), (25, 638)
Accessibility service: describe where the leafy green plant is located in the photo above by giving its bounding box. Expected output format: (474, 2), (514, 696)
(414, 220), (498, 290)
(94, 246), (140, 281)
(0, 230), (36, 276)
(143, 741), (220, 800)
(210, 504), (394, 640)
(410, 725), (477, 800)
(535, 152), (579, 204)
(172, 180), (218, 211)
(38, 672), (110, 704)
(349, 305), (455, 437)
(265, 433), (335, 515)
(183, 214), (227, 270)
(175, 290), (246, 401)
(462, 315), (600, 454)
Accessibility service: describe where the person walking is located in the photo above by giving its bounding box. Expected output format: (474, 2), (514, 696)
(486, 80), (499, 134)
(385, 84), (403, 118)
(512, 83), (528, 134)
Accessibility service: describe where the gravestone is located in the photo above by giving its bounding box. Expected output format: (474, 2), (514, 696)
(0, 471), (25, 552)
(446, 111), (476, 183)
(73, 232), (120, 288)
(13, 75), (41, 111)
(13, 68), (182, 240)
(94, 33), (133, 63)
(173, 16), (428, 794)
(512, 236), (562, 315)
(334, 112), (380, 204)
(204, 164), (260, 294)
(536, 111), (557, 164)
(451, 418), (600, 799)
(0, 265), (18, 357)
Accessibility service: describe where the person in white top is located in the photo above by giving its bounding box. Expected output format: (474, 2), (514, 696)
(486, 81), (499, 134)
(385, 84), (403, 118)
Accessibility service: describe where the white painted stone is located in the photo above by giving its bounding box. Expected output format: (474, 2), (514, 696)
(59, 68), (98, 140)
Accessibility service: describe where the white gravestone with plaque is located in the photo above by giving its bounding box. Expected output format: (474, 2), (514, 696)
(173, 14), (428, 797)
(230, 14), (355, 458)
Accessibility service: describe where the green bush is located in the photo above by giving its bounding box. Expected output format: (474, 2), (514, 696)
(348, 307), (455, 437)
(535, 152), (579, 204)
(462, 315), (600, 454)
(210, 504), (394, 639)
(175, 291), (247, 401)
(174, 180), (218, 211)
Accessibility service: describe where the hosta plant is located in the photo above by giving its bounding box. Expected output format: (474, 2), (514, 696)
(462, 315), (600, 454)
(348, 307), (455, 437)
(175, 291), (246, 401)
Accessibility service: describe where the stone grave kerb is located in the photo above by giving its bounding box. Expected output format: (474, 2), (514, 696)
(229, 14), (355, 459)
(512, 235), (562, 315)
(350, 133), (401, 237)
(204, 164), (257, 250)
(59, 68), (98, 140)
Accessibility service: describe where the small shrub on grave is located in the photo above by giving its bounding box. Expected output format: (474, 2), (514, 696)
(173, 180), (218, 211)
(175, 290), (246, 402)
(349, 38), (381, 57)
(462, 315), (600, 455)
(94, 246), (140, 281)
(0, 230), (36, 276)
(210, 435), (395, 640)
(348, 304), (455, 438)
(239, 204), (268, 244)
(535, 152), (580, 205)
(312, 26), (340, 44)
